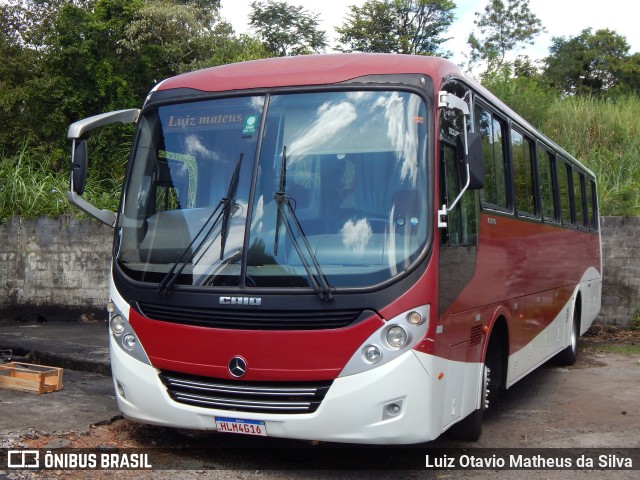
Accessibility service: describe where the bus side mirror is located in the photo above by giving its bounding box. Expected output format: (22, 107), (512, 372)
(67, 108), (139, 227)
(457, 132), (484, 190)
(71, 139), (88, 195)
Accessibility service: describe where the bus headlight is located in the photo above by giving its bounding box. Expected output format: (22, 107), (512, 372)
(385, 326), (408, 348)
(339, 305), (430, 378)
(110, 315), (126, 336)
(107, 300), (151, 366)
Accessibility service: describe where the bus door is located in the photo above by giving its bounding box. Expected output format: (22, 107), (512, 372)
(437, 83), (481, 427)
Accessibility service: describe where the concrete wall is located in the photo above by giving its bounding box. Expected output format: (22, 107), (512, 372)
(0, 216), (112, 319)
(599, 216), (640, 327)
(0, 215), (638, 327)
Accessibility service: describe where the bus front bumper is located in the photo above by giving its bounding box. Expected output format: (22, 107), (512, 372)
(110, 339), (450, 445)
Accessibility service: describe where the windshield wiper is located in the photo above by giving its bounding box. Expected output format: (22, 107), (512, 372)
(273, 146), (334, 302)
(220, 154), (243, 260)
(273, 146), (287, 256)
(158, 155), (243, 297)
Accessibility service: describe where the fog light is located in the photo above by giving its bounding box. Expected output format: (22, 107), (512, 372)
(116, 381), (126, 399)
(122, 334), (136, 351)
(110, 315), (125, 336)
(385, 403), (401, 416)
(362, 344), (382, 363)
(385, 325), (408, 348)
(406, 311), (423, 326)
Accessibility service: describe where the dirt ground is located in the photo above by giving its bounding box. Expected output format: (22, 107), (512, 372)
(3, 326), (640, 479)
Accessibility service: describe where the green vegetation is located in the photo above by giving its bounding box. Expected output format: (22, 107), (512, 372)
(0, 145), (124, 219)
(0, 146), (69, 219)
(544, 96), (640, 216)
(336, 0), (456, 55)
(581, 343), (640, 356)
(1, 0), (640, 220)
(633, 306), (640, 331)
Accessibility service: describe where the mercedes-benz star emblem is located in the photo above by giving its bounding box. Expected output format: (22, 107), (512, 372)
(228, 356), (247, 378)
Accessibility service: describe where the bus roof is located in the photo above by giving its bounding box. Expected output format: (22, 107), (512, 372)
(156, 53), (462, 93)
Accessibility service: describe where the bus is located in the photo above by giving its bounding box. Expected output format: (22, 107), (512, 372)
(67, 53), (601, 444)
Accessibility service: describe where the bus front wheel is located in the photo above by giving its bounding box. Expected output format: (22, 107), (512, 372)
(448, 334), (503, 441)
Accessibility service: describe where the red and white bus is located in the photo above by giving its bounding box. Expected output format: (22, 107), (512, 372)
(68, 54), (601, 444)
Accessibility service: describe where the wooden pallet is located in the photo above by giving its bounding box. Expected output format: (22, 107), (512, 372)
(0, 362), (63, 394)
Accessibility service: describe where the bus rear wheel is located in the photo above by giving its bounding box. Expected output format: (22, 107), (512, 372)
(555, 302), (580, 366)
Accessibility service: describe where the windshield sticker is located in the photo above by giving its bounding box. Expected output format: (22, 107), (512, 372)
(243, 115), (259, 134)
(166, 113), (244, 129)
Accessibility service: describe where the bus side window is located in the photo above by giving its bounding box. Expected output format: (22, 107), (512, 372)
(511, 129), (536, 216)
(439, 80), (477, 247)
(474, 104), (508, 210)
(537, 146), (557, 221)
(588, 180), (598, 230)
(440, 143), (478, 246)
(155, 157), (193, 212)
(574, 171), (586, 228)
(557, 159), (573, 225)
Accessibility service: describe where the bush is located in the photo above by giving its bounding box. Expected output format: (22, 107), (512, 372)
(543, 96), (640, 216)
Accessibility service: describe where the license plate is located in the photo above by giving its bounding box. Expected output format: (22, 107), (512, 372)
(215, 417), (267, 436)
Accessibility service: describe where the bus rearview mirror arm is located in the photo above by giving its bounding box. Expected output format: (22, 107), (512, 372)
(437, 92), (484, 228)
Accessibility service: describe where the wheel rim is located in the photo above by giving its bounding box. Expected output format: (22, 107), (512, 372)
(570, 310), (578, 352)
(482, 365), (491, 410)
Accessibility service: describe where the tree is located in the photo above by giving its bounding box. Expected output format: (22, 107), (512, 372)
(544, 28), (635, 96)
(336, 0), (455, 55)
(480, 63), (558, 129)
(123, 0), (228, 80)
(0, 0), (240, 171)
(467, 0), (544, 69)
(249, 1), (327, 56)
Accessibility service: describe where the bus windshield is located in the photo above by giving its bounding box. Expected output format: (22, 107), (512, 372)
(116, 90), (429, 290)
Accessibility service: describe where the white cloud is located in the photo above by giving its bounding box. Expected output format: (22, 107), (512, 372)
(340, 218), (373, 254)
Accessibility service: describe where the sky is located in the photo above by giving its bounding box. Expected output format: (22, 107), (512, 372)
(219, 0), (640, 66)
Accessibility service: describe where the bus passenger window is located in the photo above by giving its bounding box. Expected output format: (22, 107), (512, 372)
(575, 171), (586, 227)
(588, 180), (598, 230)
(511, 129), (536, 216)
(557, 160), (573, 225)
(537, 146), (556, 221)
(475, 106), (507, 209)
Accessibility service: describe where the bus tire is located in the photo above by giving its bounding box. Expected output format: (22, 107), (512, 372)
(446, 363), (488, 441)
(447, 329), (505, 441)
(555, 302), (580, 366)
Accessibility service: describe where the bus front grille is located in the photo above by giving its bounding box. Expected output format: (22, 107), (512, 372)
(159, 371), (332, 414)
(138, 303), (368, 330)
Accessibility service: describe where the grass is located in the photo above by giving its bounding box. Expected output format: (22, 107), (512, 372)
(542, 96), (640, 216)
(0, 145), (123, 220)
(0, 145), (70, 219)
(581, 343), (640, 355)
(581, 324), (640, 355)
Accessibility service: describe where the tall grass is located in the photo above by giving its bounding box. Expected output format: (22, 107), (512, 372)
(543, 96), (640, 216)
(0, 145), (121, 220)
